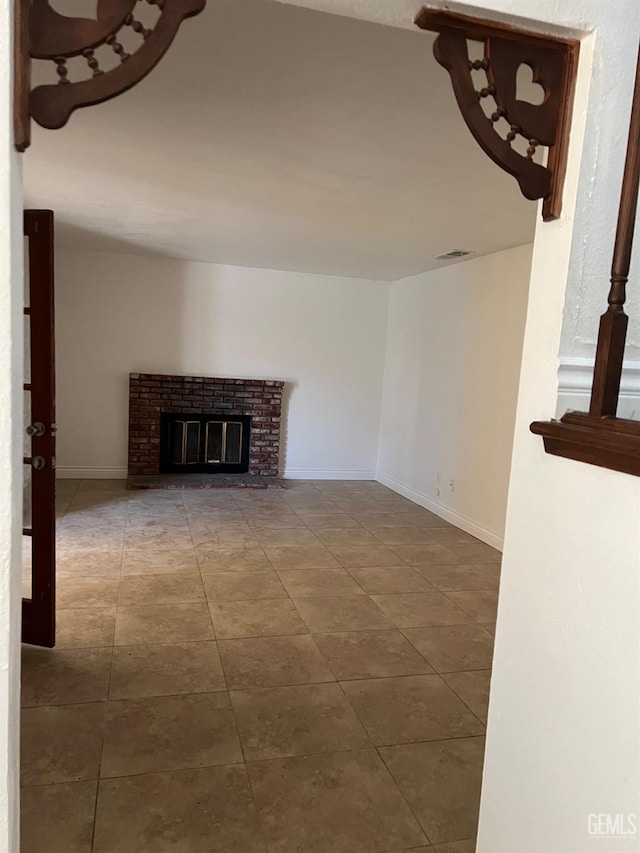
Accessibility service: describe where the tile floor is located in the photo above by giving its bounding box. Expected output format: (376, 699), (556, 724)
(21, 478), (500, 853)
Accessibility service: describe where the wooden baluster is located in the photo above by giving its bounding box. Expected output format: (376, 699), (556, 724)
(589, 45), (640, 417)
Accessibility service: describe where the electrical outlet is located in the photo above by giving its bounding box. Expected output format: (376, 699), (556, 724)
(449, 478), (455, 492)
(436, 487), (441, 497)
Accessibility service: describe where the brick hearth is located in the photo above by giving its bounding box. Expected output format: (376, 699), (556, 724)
(128, 373), (284, 477)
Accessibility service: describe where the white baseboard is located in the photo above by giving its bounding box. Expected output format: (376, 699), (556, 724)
(56, 467), (128, 479)
(375, 471), (504, 551)
(281, 468), (376, 480)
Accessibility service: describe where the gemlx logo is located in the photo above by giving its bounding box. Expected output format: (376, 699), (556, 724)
(588, 814), (638, 837)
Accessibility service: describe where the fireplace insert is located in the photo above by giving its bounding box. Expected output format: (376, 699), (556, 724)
(159, 413), (252, 473)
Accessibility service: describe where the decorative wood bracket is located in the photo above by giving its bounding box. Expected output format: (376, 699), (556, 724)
(531, 44), (640, 478)
(14, 0), (206, 152)
(415, 8), (579, 220)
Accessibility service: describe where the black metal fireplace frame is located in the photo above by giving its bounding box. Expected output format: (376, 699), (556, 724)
(159, 412), (252, 474)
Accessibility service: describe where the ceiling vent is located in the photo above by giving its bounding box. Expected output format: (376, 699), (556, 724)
(434, 249), (473, 260)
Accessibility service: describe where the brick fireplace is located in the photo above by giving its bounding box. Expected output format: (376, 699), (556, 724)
(128, 373), (284, 477)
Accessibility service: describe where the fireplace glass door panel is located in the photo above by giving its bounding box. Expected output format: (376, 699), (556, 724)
(160, 413), (251, 473)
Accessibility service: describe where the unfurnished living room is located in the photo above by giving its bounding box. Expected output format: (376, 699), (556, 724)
(6, 0), (640, 852)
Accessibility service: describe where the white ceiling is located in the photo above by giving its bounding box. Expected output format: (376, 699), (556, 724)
(24, 0), (536, 280)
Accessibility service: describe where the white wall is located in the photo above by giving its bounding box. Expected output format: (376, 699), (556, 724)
(377, 245), (532, 548)
(55, 249), (389, 479)
(0, 0), (23, 846)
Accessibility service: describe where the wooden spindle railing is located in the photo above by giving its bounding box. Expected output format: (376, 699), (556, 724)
(589, 45), (640, 418)
(531, 42), (640, 476)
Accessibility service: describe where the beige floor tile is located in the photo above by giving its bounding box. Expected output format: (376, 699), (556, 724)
(126, 506), (185, 520)
(380, 738), (485, 844)
(395, 511), (452, 528)
(21, 646), (112, 707)
(442, 671), (491, 724)
(445, 590), (499, 622)
(255, 528), (320, 547)
(417, 564), (498, 592)
(282, 499), (339, 513)
(128, 505), (188, 519)
(313, 630), (433, 680)
(69, 501), (126, 515)
(56, 550), (122, 578)
(341, 675), (484, 745)
(124, 528), (194, 550)
(59, 515), (126, 533)
(120, 549), (199, 574)
(115, 603), (214, 645)
(196, 545), (272, 572)
(101, 692), (242, 777)
(402, 847), (433, 852)
(448, 542), (502, 563)
(264, 546), (340, 570)
(192, 530), (259, 549)
(371, 593), (474, 629)
(125, 518), (191, 535)
(294, 595), (393, 632)
(25, 484), (495, 851)
(210, 599), (309, 640)
(278, 568), (365, 598)
(118, 572), (205, 605)
(391, 543), (461, 566)
(72, 509), (126, 521)
(189, 520), (254, 539)
(315, 528), (379, 546)
(21, 702), (106, 785)
(93, 764), (265, 853)
(202, 570), (287, 601)
(370, 498), (416, 511)
(218, 635), (334, 689)
(248, 749), (426, 853)
(230, 682), (370, 760)
(58, 576), (120, 609)
(426, 528), (483, 547)
(237, 500), (290, 512)
(350, 512), (410, 529)
(347, 565), (434, 594)
(191, 516), (252, 528)
(55, 499), (71, 517)
(331, 500), (389, 513)
(57, 535), (125, 554)
(433, 841), (476, 852)
(77, 479), (127, 492)
(56, 478), (81, 496)
(21, 780), (97, 853)
(245, 514), (308, 530)
(56, 607), (117, 649)
(329, 545), (405, 568)
(477, 563), (501, 582)
(128, 491), (182, 504)
(404, 625), (494, 673)
(300, 513), (362, 529)
(110, 641), (226, 699)
(371, 527), (441, 545)
(60, 515), (126, 531)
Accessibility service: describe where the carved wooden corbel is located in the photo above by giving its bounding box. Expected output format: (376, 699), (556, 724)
(14, 0), (206, 151)
(415, 8), (579, 220)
